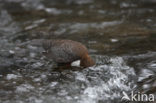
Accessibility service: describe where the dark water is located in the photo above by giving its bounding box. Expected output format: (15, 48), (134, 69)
(0, 0), (156, 103)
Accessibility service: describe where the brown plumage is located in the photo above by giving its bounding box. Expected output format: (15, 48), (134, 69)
(42, 39), (95, 67)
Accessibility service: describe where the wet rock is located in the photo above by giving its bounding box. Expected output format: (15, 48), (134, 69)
(16, 84), (34, 93)
(110, 38), (119, 43)
(0, 57), (15, 75)
(49, 82), (58, 87)
(9, 50), (15, 54)
(31, 62), (44, 69)
(6, 74), (18, 80)
(29, 52), (37, 58)
(0, 50), (13, 58)
(33, 78), (41, 82)
(0, 10), (21, 36)
(21, 0), (45, 10)
(57, 89), (68, 96)
(0, 10), (12, 26)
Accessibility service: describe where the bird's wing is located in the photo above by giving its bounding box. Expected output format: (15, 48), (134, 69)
(51, 43), (80, 63)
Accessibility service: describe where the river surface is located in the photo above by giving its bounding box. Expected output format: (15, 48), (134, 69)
(0, 0), (156, 103)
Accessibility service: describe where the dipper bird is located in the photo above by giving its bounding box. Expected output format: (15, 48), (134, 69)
(42, 39), (95, 67)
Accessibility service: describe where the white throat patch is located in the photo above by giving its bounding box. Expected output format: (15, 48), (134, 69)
(71, 60), (80, 67)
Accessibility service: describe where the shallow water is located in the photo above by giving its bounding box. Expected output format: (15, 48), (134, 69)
(0, 0), (156, 103)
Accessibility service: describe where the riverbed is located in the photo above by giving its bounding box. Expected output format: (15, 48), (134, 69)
(0, 0), (156, 103)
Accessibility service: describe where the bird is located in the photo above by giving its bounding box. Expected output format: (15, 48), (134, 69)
(41, 39), (95, 68)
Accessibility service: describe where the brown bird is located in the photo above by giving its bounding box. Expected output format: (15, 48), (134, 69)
(42, 39), (95, 68)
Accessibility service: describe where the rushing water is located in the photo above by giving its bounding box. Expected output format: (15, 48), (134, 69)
(0, 0), (156, 103)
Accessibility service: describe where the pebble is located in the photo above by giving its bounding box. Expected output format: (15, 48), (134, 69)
(110, 39), (119, 43)
(6, 74), (18, 80)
